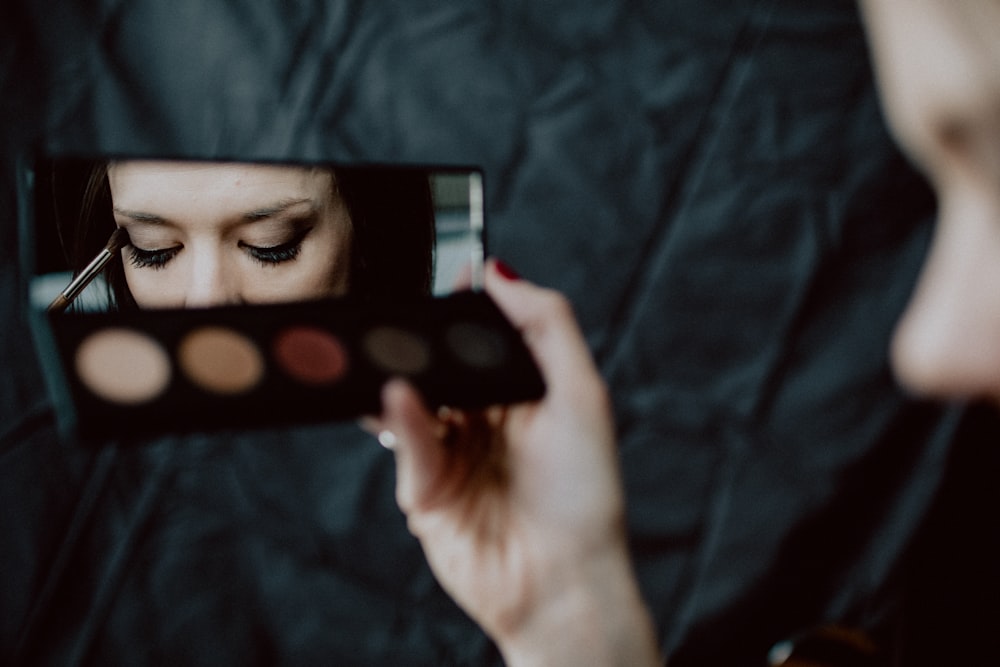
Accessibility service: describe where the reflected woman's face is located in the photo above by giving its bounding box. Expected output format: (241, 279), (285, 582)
(109, 161), (353, 308)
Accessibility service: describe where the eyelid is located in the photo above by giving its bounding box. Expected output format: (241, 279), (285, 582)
(239, 226), (312, 265)
(124, 224), (313, 269)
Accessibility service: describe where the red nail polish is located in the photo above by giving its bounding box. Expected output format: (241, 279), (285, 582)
(495, 260), (521, 280)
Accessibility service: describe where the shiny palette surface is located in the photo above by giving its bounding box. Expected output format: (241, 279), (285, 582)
(46, 291), (545, 440)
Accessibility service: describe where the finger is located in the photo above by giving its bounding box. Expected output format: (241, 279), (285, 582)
(358, 415), (383, 438)
(483, 259), (606, 401)
(379, 378), (451, 514)
(451, 259), (474, 291)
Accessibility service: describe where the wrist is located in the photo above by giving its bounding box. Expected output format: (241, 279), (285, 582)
(495, 548), (663, 667)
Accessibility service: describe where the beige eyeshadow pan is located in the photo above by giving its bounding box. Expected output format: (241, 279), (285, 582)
(177, 326), (264, 395)
(74, 327), (172, 405)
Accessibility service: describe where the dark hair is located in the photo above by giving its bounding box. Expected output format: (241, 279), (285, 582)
(43, 159), (436, 310)
(335, 166), (436, 300)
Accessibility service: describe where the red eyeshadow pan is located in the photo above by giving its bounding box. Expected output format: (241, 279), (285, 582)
(273, 326), (348, 385)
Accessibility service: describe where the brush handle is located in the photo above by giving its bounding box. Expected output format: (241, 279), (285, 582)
(47, 293), (73, 313)
(46, 228), (129, 313)
(48, 249), (112, 311)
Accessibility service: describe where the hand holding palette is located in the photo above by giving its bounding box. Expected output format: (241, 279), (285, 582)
(20, 155), (545, 441)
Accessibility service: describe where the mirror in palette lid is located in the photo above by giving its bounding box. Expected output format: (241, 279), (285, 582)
(20, 155), (544, 441)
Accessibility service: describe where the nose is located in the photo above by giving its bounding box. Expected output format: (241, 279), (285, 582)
(183, 245), (242, 308)
(890, 188), (1000, 402)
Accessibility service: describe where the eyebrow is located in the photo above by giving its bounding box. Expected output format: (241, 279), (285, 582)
(113, 208), (167, 224)
(242, 198), (316, 221)
(112, 198), (316, 225)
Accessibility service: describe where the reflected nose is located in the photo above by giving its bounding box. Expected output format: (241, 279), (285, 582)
(183, 246), (242, 308)
(890, 191), (1000, 402)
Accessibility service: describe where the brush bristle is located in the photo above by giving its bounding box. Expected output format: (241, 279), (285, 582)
(107, 227), (130, 252)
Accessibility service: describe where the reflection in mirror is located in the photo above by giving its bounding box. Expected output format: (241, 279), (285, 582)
(29, 158), (484, 312)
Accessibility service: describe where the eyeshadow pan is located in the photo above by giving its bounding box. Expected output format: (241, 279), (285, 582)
(178, 326), (264, 395)
(273, 326), (347, 385)
(75, 327), (171, 404)
(446, 321), (508, 369)
(363, 325), (431, 375)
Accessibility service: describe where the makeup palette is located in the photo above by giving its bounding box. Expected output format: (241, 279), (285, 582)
(43, 291), (545, 440)
(20, 155), (545, 441)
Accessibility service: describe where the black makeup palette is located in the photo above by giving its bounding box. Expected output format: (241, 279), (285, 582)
(43, 291), (545, 439)
(20, 154), (545, 442)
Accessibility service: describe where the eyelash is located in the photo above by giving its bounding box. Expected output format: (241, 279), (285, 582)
(240, 233), (306, 266)
(127, 229), (311, 270)
(128, 246), (180, 270)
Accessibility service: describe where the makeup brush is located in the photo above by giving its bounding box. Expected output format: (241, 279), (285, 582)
(48, 227), (130, 313)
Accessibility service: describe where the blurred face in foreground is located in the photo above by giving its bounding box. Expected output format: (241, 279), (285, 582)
(859, 0), (1000, 407)
(890, 172), (1000, 407)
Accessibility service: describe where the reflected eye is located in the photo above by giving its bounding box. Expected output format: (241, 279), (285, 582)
(128, 245), (181, 270)
(240, 228), (311, 266)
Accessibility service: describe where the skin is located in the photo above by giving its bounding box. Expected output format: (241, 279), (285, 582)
(858, 0), (1000, 406)
(377, 2), (1000, 665)
(376, 262), (662, 667)
(108, 161), (353, 308)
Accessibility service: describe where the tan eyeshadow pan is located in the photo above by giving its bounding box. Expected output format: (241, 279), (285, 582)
(178, 326), (264, 395)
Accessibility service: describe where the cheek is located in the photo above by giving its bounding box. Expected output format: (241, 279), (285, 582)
(120, 261), (147, 302)
(120, 260), (181, 308)
(890, 190), (1000, 401)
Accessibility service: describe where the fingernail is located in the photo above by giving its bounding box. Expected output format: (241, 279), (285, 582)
(494, 259), (521, 280)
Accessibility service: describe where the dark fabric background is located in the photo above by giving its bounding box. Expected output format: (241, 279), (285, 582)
(2, 1), (998, 665)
